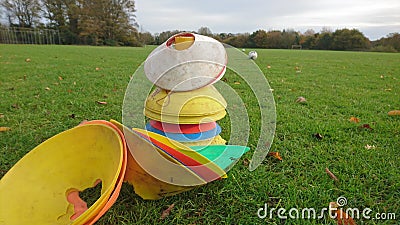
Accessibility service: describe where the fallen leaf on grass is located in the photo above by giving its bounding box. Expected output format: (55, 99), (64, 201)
(325, 168), (339, 182)
(96, 101), (107, 105)
(160, 203), (175, 220)
(364, 144), (376, 150)
(267, 65), (271, 69)
(58, 76), (63, 80)
(268, 152), (282, 161)
(336, 209), (357, 225)
(95, 67), (101, 71)
(0, 127), (11, 132)
(384, 88), (392, 92)
(359, 124), (373, 131)
(234, 81), (241, 85)
(313, 133), (323, 140)
(25, 58), (31, 62)
(0, 113), (4, 118)
(242, 158), (250, 167)
(329, 202), (357, 225)
(388, 110), (400, 116)
(349, 117), (360, 123)
(295, 96), (307, 103)
(45, 87), (51, 91)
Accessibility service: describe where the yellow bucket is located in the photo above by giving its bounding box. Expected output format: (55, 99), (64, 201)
(0, 123), (124, 225)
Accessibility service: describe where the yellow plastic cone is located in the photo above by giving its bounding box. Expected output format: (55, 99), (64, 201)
(0, 123), (124, 225)
(183, 135), (227, 146)
(144, 85), (227, 117)
(110, 120), (226, 200)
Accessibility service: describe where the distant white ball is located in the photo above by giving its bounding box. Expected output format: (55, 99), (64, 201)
(248, 51), (258, 60)
(242, 49), (246, 52)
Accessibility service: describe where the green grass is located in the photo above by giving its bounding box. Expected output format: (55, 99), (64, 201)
(1, 45), (399, 224)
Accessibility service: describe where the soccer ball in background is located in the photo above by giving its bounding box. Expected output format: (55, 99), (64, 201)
(248, 51), (258, 60)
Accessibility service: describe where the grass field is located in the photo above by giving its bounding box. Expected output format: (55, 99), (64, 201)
(1, 44), (399, 224)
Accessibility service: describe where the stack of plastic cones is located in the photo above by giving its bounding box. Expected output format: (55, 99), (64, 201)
(0, 33), (253, 225)
(143, 33), (229, 146)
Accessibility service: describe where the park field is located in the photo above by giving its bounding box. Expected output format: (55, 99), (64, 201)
(0, 44), (399, 224)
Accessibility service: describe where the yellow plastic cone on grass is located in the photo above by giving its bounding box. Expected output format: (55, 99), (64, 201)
(0, 122), (125, 225)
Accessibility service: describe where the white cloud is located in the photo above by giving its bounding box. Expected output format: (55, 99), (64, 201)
(135, 0), (400, 40)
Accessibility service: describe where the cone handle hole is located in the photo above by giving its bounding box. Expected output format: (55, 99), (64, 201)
(66, 179), (102, 220)
(166, 33), (195, 50)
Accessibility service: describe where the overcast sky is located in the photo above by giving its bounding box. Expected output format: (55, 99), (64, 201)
(135, 0), (400, 40)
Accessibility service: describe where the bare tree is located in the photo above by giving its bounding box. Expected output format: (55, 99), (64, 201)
(198, 26), (212, 36)
(1, 0), (41, 27)
(303, 29), (315, 37)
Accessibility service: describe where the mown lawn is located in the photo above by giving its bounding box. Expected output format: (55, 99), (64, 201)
(0, 44), (399, 224)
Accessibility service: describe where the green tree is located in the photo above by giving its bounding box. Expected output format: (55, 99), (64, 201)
(248, 30), (268, 48)
(41, 0), (81, 44)
(223, 33), (249, 48)
(78, 0), (137, 45)
(300, 29), (317, 49)
(383, 33), (400, 51)
(331, 28), (370, 50)
(154, 30), (181, 44)
(371, 33), (400, 52)
(315, 32), (333, 50)
(41, 0), (138, 45)
(138, 31), (154, 45)
(301, 35), (317, 49)
(266, 31), (282, 49)
(213, 32), (234, 42)
(281, 29), (298, 48)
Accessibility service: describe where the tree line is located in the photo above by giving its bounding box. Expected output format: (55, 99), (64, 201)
(1, 0), (140, 46)
(148, 27), (399, 53)
(1, 0), (399, 52)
